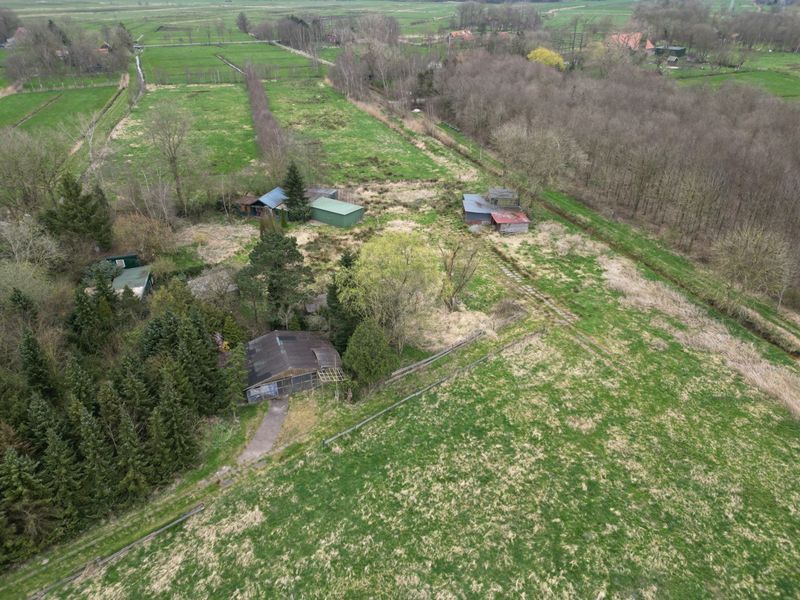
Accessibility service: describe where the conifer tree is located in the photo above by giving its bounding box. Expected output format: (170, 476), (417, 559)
(343, 320), (398, 388)
(19, 329), (57, 399)
(283, 162), (310, 222)
(148, 374), (197, 479)
(160, 359), (196, 414)
(327, 254), (360, 353)
(25, 395), (56, 456)
(180, 311), (220, 414)
(115, 408), (148, 503)
(222, 344), (247, 416)
(42, 428), (81, 532)
(41, 174), (113, 251)
(64, 357), (96, 415)
(140, 311), (181, 358)
(9, 288), (38, 324)
(77, 405), (114, 512)
(89, 184), (113, 251)
(68, 288), (102, 352)
(0, 448), (55, 552)
(96, 382), (123, 447)
(117, 367), (153, 429)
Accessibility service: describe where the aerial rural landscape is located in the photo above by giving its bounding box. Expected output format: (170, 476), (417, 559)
(0, 0), (799, 597)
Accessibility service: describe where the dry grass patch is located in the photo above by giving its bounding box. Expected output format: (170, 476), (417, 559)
(415, 307), (494, 352)
(599, 254), (800, 417)
(276, 393), (319, 448)
(175, 223), (258, 265)
(531, 221), (606, 257)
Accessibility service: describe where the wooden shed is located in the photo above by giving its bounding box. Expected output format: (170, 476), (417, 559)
(244, 331), (344, 403)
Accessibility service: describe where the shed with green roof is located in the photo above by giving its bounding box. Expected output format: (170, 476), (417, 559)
(112, 265), (153, 299)
(309, 197), (364, 228)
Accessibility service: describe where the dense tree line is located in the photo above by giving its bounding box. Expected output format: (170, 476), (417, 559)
(0, 275), (244, 568)
(5, 17), (132, 82)
(635, 0), (800, 57)
(453, 2), (541, 33)
(424, 52), (800, 303)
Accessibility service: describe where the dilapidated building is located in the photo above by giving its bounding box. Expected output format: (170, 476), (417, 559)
(244, 331), (344, 403)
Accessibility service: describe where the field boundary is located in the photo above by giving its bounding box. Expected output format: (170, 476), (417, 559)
(12, 94), (62, 128)
(29, 504), (205, 599)
(322, 330), (541, 448)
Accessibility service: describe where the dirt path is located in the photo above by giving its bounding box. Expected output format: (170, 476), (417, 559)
(237, 398), (289, 465)
(545, 4), (586, 15)
(271, 41), (334, 66)
(215, 54), (243, 74)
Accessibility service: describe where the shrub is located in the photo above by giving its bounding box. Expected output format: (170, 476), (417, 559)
(343, 320), (397, 388)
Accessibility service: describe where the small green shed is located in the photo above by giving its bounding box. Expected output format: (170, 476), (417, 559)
(309, 197), (364, 228)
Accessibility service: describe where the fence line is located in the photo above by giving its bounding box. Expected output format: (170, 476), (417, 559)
(384, 330), (484, 384)
(322, 331), (540, 448)
(29, 504), (205, 599)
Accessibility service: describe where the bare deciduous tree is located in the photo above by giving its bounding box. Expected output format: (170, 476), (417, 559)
(145, 105), (192, 214)
(438, 238), (482, 311)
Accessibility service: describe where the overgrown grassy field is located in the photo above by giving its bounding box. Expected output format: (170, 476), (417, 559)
(673, 68), (800, 100)
(109, 84), (256, 174)
(141, 43), (320, 85)
(266, 78), (449, 183)
(0, 86), (117, 129)
(50, 210), (800, 598)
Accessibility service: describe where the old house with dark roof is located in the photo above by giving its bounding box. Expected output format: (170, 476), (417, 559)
(244, 331), (344, 403)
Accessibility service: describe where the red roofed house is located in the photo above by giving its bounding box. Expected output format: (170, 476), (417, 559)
(491, 211), (530, 234)
(609, 32), (643, 51)
(448, 30), (475, 45)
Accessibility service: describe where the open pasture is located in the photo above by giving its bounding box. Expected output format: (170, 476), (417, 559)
(110, 84), (256, 174)
(266, 78), (450, 183)
(0, 86), (118, 130)
(141, 43), (322, 85)
(673, 68), (800, 100)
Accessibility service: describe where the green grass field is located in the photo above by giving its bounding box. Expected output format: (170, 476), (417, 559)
(673, 68), (800, 99)
(47, 208), (800, 598)
(140, 43), (321, 85)
(0, 86), (118, 130)
(266, 78), (449, 183)
(110, 84), (257, 174)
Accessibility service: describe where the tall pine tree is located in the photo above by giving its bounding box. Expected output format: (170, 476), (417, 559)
(68, 288), (102, 352)
(283, 162), (310, 222)
(148, 373), (197, 480)
(19, 329), (57, 400)
(77, 405), (115, 513)
(42, 428), (82, 533)
(115, 407), (148, 503)
(0, 448), (55, 555)
(41, 174), (113, 251)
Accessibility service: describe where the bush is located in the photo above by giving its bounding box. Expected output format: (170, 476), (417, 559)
(113, 214), (175, 264)
(343, 320), (397, 388)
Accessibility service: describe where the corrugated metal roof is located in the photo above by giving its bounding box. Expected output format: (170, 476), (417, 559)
(310, 197), (363, 216)
(259, 187), (287, 209)
(487, 188), (518, 201)
(245, 330), (341, 388)
(491, 211), (530, 224)
(462, 194), (495, 214)
(112, 266), (151, 290)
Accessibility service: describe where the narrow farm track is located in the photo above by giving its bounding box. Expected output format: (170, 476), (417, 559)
(12, 94), (62, 128)
(487, 250), (624, 375)
(215, 54), (243, 74)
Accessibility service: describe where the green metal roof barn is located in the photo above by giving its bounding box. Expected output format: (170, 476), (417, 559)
(309, 197), (364, 228)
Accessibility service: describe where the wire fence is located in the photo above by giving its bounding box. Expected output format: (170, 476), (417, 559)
(29, 504), (205, 599)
